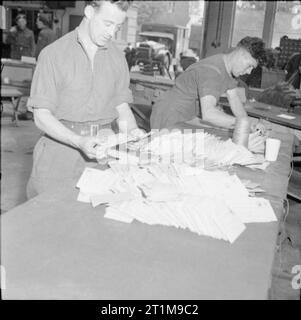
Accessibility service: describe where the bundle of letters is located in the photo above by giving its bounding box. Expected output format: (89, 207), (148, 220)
(77, 162), (276, 244)
(102, 130), (265, 169)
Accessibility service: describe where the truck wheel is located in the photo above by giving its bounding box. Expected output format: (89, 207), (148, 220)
(163, 54), (170, 70)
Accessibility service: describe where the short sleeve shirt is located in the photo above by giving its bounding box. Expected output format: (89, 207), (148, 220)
(150, 54), (238, 129)
(7, 28), (35, 59)
(35, 27), (57, 59)
(27, 27), (133, 123)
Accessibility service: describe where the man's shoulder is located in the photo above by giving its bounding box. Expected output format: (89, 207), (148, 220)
(40, 31), (76, 57)
(188, 54), (224, 75)
(24, 28), (34, 36)
(41, 28), (56, 36)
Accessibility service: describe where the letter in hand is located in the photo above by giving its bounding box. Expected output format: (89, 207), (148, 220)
(248, 131), (266, 153)
(250, 119), (266, 135)
(129, 128), (147, 140)
(77, 136), (106, 160)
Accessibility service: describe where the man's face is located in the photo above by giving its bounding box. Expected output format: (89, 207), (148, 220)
(36, 18), (43, 29)
(231, 49), (258, 77)
(17, 17), (27, 30)
(88, 2), (126, 46)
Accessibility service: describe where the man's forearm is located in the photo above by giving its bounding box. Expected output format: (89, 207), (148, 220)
(203, 108), (236, 128)
(116, 103), (138, 133)
(33, 109), (81, 148)
(228, 94), (248, 118)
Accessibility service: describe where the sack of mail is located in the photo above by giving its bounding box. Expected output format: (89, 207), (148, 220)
(96, 129), (266, 169)
(76, 163), (276, 244)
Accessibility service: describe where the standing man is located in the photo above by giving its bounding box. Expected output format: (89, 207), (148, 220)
(35, 12), (57, 59)
(26, 0), (144, 198)
(6, 13), (35, 59)
(150, 37), (267, 131)
(124, 42), (135, 70)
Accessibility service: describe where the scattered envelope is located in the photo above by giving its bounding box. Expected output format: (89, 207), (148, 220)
(76, 155), (276, 243)
(277, 114), (296, 120)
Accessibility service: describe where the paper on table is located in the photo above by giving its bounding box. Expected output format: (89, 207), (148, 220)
(76, 167), (118, 194)
(76, 162), (276, 244)
(229, 197), (277, 223)
(90, 191), (136, 207)
(77, 191), (91, 203)
(211, 200), (246, 243)
(277, 114), (296, 120)
(246, 161), (270, 170)
(104, 208), (134, 223)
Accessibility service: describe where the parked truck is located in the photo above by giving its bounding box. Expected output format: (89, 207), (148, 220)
(134, 23), (190, 76)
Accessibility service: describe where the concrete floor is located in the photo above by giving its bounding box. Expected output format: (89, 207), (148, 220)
(1, 105), (300, 299)
(1, 107), (41, 213)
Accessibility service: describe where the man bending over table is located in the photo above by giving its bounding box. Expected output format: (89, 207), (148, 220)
(150, 36), (267, 134)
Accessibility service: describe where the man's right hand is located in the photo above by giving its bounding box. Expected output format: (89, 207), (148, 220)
(75, 136), (106, 159)
(10, 26), (17, 33)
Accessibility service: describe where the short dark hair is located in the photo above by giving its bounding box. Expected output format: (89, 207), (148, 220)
(237, 36), (267, 65)
(85, 0), (132, 12)
(16, 13), (26, 23)
(38, 13), (52, 28)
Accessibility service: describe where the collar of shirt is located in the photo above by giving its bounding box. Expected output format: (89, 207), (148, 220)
(75, 26), (108, 54)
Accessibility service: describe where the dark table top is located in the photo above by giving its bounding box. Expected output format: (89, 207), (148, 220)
(1, 123), (295, 299)
(221, 100), (301, 130)
(244, 101), (301, 130)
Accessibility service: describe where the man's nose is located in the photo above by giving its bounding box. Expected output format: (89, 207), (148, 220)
(107, 25), (117, 37)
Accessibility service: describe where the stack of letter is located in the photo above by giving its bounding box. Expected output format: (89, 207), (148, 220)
(104, 130), (265, 168)
(77, 161), (276, 244)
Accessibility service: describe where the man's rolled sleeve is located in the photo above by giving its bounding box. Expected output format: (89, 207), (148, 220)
(110, 56), (133, 107)
(197, 71), (223, 102)
(27, 49), (59, 114)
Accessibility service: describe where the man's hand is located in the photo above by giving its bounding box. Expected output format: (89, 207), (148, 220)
(250, 118), (266, 135)
(248, 131), (266, 153)
(76, 136), (106, 159)
(10, 26), (17, 33)
(129, 128), (147, 140)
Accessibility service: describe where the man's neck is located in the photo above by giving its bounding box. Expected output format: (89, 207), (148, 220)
(223, 52), (234, 78)
(77, 19), (98, 56)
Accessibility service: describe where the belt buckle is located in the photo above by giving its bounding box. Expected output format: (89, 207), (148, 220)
(90, 124), (99, 137)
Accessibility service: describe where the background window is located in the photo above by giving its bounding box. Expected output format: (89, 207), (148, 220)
(271, 0), (301, 48)
(231, 1), (266, 47)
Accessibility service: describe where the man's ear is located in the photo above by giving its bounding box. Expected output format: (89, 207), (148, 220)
(84, 5), (95, 20)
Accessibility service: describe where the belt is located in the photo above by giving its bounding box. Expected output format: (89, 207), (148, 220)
(60, 119), (114, 137)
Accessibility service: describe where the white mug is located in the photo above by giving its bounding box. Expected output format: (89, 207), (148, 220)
(265, 138), (281, 161)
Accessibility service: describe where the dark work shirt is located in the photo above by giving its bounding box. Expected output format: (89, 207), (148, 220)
(28, 27), (133, 123)
(35, 27), (57, 59)
(6, 27), (35, 59)
(150, 54), (238, 129)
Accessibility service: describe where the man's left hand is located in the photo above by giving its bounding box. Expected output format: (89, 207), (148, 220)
(129, 128), (147, 140)
(250, 118), (266, 135)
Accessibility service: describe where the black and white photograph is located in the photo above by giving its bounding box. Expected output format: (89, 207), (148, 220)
(1, 0), (301, 305)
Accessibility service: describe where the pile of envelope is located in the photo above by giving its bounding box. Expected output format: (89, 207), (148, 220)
(105, 130), (265, 168)
(77, 162), (277, 243)
(95, 130), (268, 170)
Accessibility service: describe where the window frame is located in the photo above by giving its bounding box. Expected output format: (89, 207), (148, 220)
(230, 0), (300, 49)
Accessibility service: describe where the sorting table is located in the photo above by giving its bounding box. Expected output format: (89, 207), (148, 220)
(1, 122), (295, 299)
